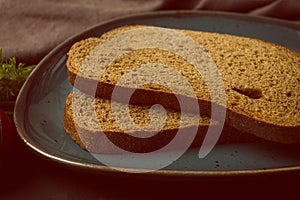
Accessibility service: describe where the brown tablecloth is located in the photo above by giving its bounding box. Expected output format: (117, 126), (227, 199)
(1, 0), (299, 65)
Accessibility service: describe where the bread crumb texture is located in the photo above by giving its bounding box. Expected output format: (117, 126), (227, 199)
(66, 92), (209, 133)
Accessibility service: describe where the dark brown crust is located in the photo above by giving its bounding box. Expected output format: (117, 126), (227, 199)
(227, 111), (300, 144)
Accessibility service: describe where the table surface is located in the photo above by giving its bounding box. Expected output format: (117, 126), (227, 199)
(1, 134), (299, 199)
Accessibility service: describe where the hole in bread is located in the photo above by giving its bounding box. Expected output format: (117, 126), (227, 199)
(286, 91), (292, 97)
(232, 87), (262, 99)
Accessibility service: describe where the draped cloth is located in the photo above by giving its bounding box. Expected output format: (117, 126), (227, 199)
(0, 0), (299, 64)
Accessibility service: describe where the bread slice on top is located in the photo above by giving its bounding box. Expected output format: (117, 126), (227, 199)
(66, 25), (300, 144)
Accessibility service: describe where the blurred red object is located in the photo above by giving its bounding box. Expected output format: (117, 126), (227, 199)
(0, 109), (15, 158)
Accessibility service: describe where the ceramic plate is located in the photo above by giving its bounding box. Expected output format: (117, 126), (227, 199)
(14, 11), (300, 179)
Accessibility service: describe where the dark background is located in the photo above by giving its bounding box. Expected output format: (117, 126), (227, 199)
(1, 0), (300, 199)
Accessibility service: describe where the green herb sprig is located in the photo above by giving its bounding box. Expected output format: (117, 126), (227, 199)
(0, 49), (35, 101)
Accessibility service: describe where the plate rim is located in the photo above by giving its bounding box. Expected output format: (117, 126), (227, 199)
(14, 10), (300, 179)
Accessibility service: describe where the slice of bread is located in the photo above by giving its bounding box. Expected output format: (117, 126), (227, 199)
(66, 25), (300, 144)
(64, 92), (265, 153)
